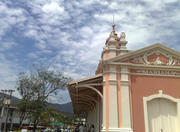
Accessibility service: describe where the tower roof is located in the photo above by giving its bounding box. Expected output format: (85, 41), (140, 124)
(105, 24), (120, 45)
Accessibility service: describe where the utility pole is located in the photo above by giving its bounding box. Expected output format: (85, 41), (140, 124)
(10, 109), (14, 131)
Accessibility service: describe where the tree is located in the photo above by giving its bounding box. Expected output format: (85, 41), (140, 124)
(39, 107), (59, 127)
(16, 66), (70, 132)
(16, 72), (34, 129)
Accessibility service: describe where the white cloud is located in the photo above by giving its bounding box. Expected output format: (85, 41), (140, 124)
(144, 0), (178, 3)
(28, 49), (52, 59)
(24, 29), (38, 38)
(42, 2), (64, 14)
(35, 42), (47, 49)
(40, 49), (52, 54)
(94, 13), (115, 23)
(27, 52), (38, 59)
(80, 26), (94, 39)
(0, 53), (22, 98)
(0, 41), (17, 51)
(48, 89), (71, 104)
(0, 0), (180, 104)
(0, 2), (26, 37)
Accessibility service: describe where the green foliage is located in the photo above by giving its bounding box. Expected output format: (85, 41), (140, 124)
(39, 107), (76, 127)
(39, 107), (59, 126)
(16, 66), (71, 131)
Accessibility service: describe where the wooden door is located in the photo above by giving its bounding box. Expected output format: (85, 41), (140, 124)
(147, 98), (178, 132)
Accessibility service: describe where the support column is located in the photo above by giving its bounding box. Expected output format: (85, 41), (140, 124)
(102, 64), (120, 132)
(100, 99), (103, 131)
(120, 66), (132, 131)
(102, 65), (133, 132)
(96, 97), (100, 132)
(102, 65), (109, 131)
(109, 65), (118, 128)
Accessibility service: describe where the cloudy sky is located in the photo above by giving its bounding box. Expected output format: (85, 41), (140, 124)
(0, 0), (180, 103)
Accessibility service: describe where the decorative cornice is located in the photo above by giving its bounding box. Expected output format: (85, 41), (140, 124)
(103, 47), (125, 52)
(104, 43), (180, 63)
(103, 71), (129, 75)
(107, 62), (180, 70)
(102, 69), (180, 78)
(130, 73), (180, 78)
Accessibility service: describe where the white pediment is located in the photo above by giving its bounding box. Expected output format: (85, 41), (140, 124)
(106, 43), (180, 66)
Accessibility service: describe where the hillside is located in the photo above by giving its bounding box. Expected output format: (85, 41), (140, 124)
(0, 93), (73, 114)
(47, 102), (73, 114)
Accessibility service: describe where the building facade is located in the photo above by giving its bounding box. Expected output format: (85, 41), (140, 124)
(0, 105), (30, 131)
(68, 25), (180, 132)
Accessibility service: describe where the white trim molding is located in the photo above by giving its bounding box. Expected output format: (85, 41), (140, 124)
(143, 90), (180, 132)
(101, 128), (133, 132)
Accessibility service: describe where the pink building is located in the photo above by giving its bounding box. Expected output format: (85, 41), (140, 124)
(68, 25), (180, 132)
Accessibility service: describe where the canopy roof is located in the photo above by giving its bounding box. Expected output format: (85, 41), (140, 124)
(68, 74), (103, 116)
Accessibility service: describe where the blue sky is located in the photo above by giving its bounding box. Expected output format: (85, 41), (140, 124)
(0, 0), (180, 104)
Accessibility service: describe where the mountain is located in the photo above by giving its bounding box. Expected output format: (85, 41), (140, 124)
(0, 93), (73, 114)
(47, 102), (73, 114)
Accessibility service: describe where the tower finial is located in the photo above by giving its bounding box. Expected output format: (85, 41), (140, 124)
(112, 24), (115, 32)
(113, 14), (114, 25)
(112, 14), (115, 32)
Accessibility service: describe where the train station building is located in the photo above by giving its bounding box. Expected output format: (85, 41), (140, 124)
(68, 25), (180, 132)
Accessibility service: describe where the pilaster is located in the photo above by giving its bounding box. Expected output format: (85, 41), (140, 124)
(102, 64), (119, 131)
(109, 64), (118, 128)
(102, 65), (109, 130)
(120, 66), (131, 128)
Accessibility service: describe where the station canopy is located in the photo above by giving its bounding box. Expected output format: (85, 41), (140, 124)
(68, 74), (103, 116)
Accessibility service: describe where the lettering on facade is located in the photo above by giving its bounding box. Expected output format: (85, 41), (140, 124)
(135, 69), (179, 76)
